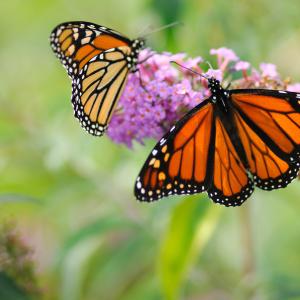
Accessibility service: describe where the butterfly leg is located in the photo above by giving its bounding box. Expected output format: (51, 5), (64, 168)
(135, 52), (156, 92)
(225, 82), (231, 89)
(134, 67), (149, 93)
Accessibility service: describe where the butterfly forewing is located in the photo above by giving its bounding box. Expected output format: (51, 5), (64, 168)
(50, 21), (131, 77)
(231, 91), (300, 161)
(135, 101), (214, 201)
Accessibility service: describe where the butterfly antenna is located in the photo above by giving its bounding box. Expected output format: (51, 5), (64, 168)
(137, 24), (153, 37)
(171, 61), (208, 79)
(142, 21), (183, 37)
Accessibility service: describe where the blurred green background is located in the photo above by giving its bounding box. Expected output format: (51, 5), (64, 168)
(1, 0), (300, 299)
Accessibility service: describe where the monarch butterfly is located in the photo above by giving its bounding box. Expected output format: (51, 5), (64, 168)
(135, 75), (300, 206)
(50, 21), (145, 136)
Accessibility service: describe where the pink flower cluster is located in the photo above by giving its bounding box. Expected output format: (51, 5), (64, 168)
(107, 47), (300, 147)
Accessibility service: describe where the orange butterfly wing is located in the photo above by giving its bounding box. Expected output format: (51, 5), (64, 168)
(206, 116), (254, 206)
(72, 48), (131, 135)
(135, 101), (254, 206)
(231, 90), (300, 189)
(50, 22), (144, 136)
(135, 83), (300, 207)
(50, 21), (130, 77)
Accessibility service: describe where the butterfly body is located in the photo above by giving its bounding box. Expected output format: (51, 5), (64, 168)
(207, 78), (230, 110)
(50, 21), (145, 136)
(207, 80), (250, 170)
(135, 77), (300, 206)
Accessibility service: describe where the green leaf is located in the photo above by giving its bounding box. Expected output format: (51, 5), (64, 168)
(159, 196), (222, 300)
(60, 236), (102, 300)
(0, 272), (30, 300)
(83, 233), (155, 299)
(57, 217), (134, 264)
(58, 217), (137, 300)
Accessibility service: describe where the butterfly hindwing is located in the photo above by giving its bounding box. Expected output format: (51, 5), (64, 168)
(231, 90), (300, 190)
(207, 116), (254, 206)
(72, 48), (130, 136)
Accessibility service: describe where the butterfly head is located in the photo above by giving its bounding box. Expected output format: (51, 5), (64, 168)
(128, 38), (145, 71)
(132, 38), (146, 53)
(207, 77), (230, 106)
(207, 77), (222, 91)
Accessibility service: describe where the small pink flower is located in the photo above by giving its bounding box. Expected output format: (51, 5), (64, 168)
(210, 47), (239, 70)
(204, 69), (223, 81)
(259, 63), (278, 78)
(188, 91), (205, 108)
(235, 61), (250, 71)
(287, 83), (300, 92)
(210, 47), (238, 61)
(210, 47), (239, 67)
(168, 52), (187, 62)
(107, 48), (299, 148)
(248, 68), (261, 84)
(152, 105), (167, 122)
(138, 48), (155, 62)
(174, 79), (192, 96)
(150, 52), (185, 67)
(183, 56), (203, 69)
(235, 61), (251, 80)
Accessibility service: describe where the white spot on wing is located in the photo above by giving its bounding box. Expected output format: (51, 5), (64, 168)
(160, 138), (166, 146)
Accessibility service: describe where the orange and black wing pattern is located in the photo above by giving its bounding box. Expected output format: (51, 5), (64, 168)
(134, 100), (254, 206)
(231, 90), (300, 190)
(71, 47), (131, 135)
(50, 21), (144, 136)
(135, 81), (300, 207)
(135, 101), (214, 202)
(206, 116), (254, 206)
(50, 21), (131, 78)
